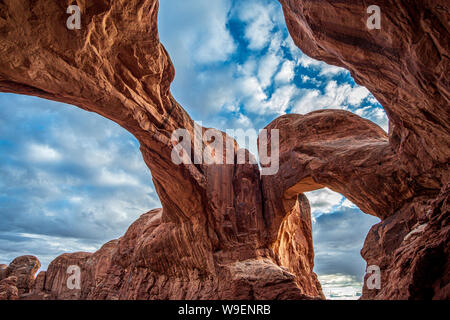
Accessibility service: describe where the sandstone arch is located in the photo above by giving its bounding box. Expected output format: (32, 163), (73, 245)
(259, 110), (416, 242)
(0, 0), (448, 300)
(0, 0), (322, 299)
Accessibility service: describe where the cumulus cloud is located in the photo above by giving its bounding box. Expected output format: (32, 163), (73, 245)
(275, 60), (295, 83)
(159, 0), (235, 64)
(261, 84), (298, 115)
(27, 144), (62, 163)
(257, 52), (281, 88)
(318, 274), (364, 300)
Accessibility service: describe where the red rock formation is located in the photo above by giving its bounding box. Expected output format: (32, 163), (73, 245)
(0, 255), (40, 296)
(275, 0), (449, 299)
(0, 0), (448, 300)
(22, 209), (322, 300)
(260, 110), (416, 242)
(0, 264), (6, 279)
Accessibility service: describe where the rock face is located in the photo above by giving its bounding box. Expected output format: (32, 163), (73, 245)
(0, 1), (323, 299)
(16, 209), (321, 300)
(0, 276), (19, 300)
(260, 110), (416, 241)
(361, 184), (449, 299)
(0, 0), (448, 300)
(279, 0), (449, 189)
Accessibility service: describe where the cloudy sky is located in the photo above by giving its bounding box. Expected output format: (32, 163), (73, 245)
(0, 0), (383, 299)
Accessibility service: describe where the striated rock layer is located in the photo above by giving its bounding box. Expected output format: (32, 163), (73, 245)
(0, 0), (448, 300)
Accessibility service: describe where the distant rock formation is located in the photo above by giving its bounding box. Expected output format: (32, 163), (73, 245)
(0, 0), (448, 299)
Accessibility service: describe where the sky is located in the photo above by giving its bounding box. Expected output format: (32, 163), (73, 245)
(0, 0), (383, 299)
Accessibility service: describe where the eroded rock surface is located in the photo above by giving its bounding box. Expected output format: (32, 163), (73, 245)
(15, 209), (321, 300)
(0, 255), (40, 299)
(0, 0), (448, 300)
(260, 110), (416, 242)
(0, 276), (19, 300)
(274, 0), (449, 299)
(279, 0), (449, 189)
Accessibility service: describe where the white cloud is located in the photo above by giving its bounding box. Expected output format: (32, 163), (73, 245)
(262, 84), (298, 115)
(235, 113), (253, 128)
(257, 52), (281, 88)
(342, 198), (357, 208)
(318, 274), (363, 300)
(283, 34), (302, 60)
(347, 86), (371, 105)
(238, 76), (268, 108)
(97, 168), (140, 187)
(354, 105), (388, 132)
(238, 58), (257, 77)
(319, 64), (347, 77)
(297, 54), (346, 76)
(293, 81), (371, 114)
(159, 0), (235, 65)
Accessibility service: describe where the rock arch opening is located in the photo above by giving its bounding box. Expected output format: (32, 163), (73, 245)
(305, 188), (380, 299)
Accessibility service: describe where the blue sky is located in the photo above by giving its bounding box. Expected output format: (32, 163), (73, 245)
(0, 0), (383, 299)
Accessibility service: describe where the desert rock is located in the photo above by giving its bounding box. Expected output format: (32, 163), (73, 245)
(0, 0), (448, 300)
